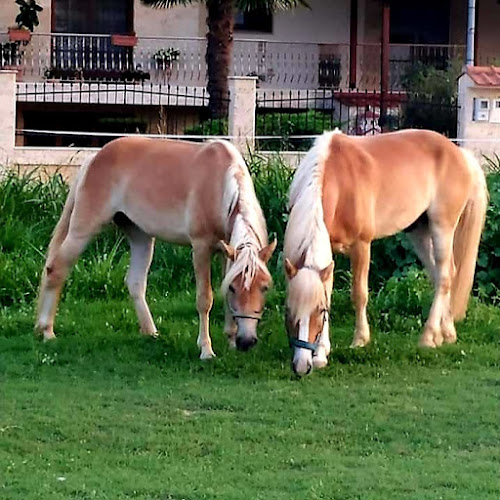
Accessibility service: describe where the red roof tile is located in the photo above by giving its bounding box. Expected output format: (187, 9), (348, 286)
(465, 66), (500, 87)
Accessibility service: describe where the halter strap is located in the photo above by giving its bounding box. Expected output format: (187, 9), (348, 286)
(289, 337), (319, 352)
(229, 306), (263, 322)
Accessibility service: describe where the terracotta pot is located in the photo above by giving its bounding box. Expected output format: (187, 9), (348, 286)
(8, 28), (31, 42)
(111, 34), (138, 47)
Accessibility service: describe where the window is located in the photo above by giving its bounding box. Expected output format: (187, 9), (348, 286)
(235, 8), (272, 33)
(53, 0), (133, 34)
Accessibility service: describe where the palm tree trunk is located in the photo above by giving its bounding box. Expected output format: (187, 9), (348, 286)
(205, 0), (234, 118)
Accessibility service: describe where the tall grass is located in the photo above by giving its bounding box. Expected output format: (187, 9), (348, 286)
(0, 161), (498, 309)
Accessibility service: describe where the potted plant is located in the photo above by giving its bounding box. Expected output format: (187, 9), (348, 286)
(9, 0), (43, 42)
(153, 47), (180, 70)
(153, 47), (180, 84)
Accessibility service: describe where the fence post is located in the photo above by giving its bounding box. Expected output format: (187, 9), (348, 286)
(228, 76), (257, 152)
(0, 70), (17, 164)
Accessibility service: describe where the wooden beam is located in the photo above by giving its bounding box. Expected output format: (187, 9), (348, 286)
(349, 0), (358, 89)
(379, 1), (390, 131)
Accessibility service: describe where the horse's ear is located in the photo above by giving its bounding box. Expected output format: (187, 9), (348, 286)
(319, 261), (335, 283)
(259, 239), (277, 264)
(218, 241), (236, 261)
(284, 258), (298, 280)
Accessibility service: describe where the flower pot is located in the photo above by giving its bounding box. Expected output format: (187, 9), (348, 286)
(8, 28), (31, 42)
(111, 34), (138, 47)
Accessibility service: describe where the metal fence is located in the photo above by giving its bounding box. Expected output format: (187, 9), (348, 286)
(255, 89), (458, 151)
(16, 82), (229, 147)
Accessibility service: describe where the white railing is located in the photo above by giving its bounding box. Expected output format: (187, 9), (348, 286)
(0, 33), (467, 91)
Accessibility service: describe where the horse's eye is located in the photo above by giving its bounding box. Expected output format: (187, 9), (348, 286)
(228, 285), (235, 293)
(261, 285), (269, 293)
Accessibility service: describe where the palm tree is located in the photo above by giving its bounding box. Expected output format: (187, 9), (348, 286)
(141, 0), (308, 116)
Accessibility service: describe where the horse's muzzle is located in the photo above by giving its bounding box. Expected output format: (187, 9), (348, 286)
(236, 335), (257, 352)
(292, 359), (312, 376)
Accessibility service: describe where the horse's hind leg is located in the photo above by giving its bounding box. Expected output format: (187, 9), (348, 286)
(37, 229), (95, 340)
(350, 240), (372, 348)
(121, 221), (157, 336)
(419, 222), (455, 348)
(37, 182), (112, 340)
(407, 224), (436, 283)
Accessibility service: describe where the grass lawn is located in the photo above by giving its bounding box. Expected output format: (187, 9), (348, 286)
(1, 291), (499, 500)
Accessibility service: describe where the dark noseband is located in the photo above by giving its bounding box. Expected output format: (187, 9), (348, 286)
(229, 306), (262, 322)
(289, 337), (320, 352)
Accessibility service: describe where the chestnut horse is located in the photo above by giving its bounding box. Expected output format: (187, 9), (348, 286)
(284, 130), (488, 375)
(37, 137), (276, 358)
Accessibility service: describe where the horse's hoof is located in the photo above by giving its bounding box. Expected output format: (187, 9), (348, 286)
(418, 337), (437, 348)
(350, 338), (369, 348)
(200, 350), (216, 360)
(142, 331), (159, 339)
(43, 332), (57, 342)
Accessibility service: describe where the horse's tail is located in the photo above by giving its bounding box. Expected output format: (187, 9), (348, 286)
(46, 157), (92, 260)
(451, 149), (488, 320)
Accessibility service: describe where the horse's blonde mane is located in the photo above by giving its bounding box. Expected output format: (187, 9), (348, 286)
(218, 141), (269, 292)
(284, 131), (338, 270)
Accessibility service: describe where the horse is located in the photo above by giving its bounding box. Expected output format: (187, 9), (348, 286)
(36, 137), (276, 359)
(284, 129), (488, 376)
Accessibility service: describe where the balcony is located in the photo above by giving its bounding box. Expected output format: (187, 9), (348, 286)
(0, 32), (467, 92)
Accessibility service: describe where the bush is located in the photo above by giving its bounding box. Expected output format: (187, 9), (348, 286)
(475, 172), (500, 302)
(400, 61), (461, 136)
(185, 110), (339, 151)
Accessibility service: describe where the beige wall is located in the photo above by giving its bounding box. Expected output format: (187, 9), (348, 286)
(134, 2), (204, 39)
(233, 0), (350, 44)
(458, 73), (500, 161)
(0, 0), (51, 33)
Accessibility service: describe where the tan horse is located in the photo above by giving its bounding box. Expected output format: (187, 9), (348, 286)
(284, 129), (488, 375)
(36, 137), (276, 358)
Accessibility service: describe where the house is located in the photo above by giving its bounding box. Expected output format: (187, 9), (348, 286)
(0, 0), (499, 146)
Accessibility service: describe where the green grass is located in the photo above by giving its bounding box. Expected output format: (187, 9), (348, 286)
(1, 166), (500, 499)
(1, 289), (499, 500)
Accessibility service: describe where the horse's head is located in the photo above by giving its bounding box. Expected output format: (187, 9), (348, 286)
(219, 239), (277, 351)
(284, 258), (334, 376)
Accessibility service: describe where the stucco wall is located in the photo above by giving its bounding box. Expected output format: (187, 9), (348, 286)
(0, 0), (51, 33)
(233, 0), (350, 44)
(458, 73), (500, 160)
(134, 2), (204, 39)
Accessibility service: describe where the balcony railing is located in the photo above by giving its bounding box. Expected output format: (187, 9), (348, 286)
(0, 32), (467, 91)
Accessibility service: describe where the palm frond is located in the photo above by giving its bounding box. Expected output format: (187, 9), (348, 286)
(235, 0), (310, 12)
(139, 0), (197, 8)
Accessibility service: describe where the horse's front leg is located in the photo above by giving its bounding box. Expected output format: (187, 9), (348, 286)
(313, 317), (331, 369)
(192, 241), (216, 359)
(350, 240), (371, 348)
(221, 257), (237, 348)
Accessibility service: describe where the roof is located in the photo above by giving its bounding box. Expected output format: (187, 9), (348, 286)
(464, 66), (500, 87)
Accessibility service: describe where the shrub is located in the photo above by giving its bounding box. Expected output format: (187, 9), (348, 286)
(400, 60), (461, 137)
(184, 110), (339, 151)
